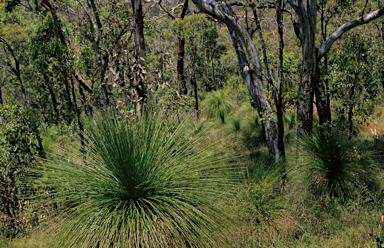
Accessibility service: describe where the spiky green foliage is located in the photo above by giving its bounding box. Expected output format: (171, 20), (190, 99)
(202, 90), (233, 123)
(290, 126), (377, 199)
(247, 155), (285, 219)
(229, 116), (241, 134)
(30, 110), (242, 248)
(241, 113), (265, 149)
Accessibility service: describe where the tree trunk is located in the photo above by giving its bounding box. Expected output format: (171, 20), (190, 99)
(0, 37), (28, 107)
(44, 75), (59, 125)
(217, 0), (279, 160)
(289, 0), (317, 136)
(276, 0), (285, 157)
(177, 38), (187, 94)
(314, 57), (329, 124)
(177, 0), (188, 95)
(192, 73), (199, 118)
(16, 73), (27, 108)
(348, 75), (356, 132)
(0, 86), (3, 105)
(297, 51), (316, 136)
(132, 0), (147, 102)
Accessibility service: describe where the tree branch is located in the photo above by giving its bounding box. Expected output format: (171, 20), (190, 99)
(74, 71), (94, 93)
(318, 7), (384, 59)
(180, 0), (189, 18)
(284, 5), (302, 42)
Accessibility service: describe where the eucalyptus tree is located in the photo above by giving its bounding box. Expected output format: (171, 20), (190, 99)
(191, 0), (280, 159)
(190, 0), (384, 161)
(285, 0), (384, 134)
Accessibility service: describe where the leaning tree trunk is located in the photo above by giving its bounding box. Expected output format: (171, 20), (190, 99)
(215, 0), (279, 160)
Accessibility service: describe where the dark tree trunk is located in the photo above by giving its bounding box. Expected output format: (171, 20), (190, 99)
(252, 5), (273, 90)
(132, 0), (146, 101)
(324, 54), (331, 123)
(177, 38), (187, 94)
(191, 73), (199, 118)
(0, 37), (28, 107)
(0, 86), (3, 105)
(44, 75), (59, 125)
(314, 57), (328, 124)
(348, 76), (356, 132)
(276, 0), (285, 157)
(316, 3), (331, 124)
(177, 0), (188, 95)
(15, 73), (27, 108)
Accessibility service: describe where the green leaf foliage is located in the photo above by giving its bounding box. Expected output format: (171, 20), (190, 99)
(0, 103), (40, 237)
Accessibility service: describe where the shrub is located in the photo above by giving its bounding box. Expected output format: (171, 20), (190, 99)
(290, 126), (378, 200)
(0, 104), (41, 238)
(31, 110), (243, 247)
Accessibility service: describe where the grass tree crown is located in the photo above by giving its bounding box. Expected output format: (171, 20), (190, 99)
(31, 109), (243, 247)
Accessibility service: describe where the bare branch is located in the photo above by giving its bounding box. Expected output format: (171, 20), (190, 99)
(284, 6), (302, 42)
(155, 0), (176, 19)
(318, 7), (384, 59)
(0, 37), (18, 74)
(230, 1), (245, 6)
(180, 0), (189, 18)
(74, 71), (93, 93)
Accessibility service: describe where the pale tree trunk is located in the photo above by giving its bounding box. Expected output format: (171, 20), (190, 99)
(208, 0), (279, 160)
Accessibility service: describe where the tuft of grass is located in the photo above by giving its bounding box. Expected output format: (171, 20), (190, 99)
(202, 90), (233, 123)
(30, 110), (243, 247)
(241, 113), (265, 149)
(247, 155), (285, 220)
(228, 115), (242, 135)
(289, 126), (378, 200)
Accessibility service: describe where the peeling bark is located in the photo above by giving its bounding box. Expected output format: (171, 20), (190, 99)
(211, 0), (279, 160)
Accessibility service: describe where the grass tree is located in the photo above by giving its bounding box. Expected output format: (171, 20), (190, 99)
(290, 126), (377, 200)
(202, 90), (233, 123)
(31, 110), (242, 247)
